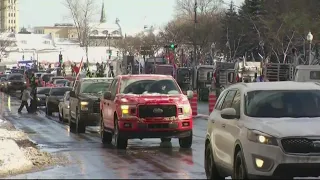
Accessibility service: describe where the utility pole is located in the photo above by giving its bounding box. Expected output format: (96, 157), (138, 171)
(193, 0), (197, 66)
(191, 0), (197, 90)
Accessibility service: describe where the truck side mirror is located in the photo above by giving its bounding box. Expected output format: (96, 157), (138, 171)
(104, 91), (112, 100)
(70, 91), (76, 97)
(227, 72), (235, 83)
(186, 90), (193, 99)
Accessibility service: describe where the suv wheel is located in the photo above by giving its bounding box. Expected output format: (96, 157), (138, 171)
(114, 117), (128, 149)
(232, 150), (248, 179)
(46, 105), (52, 116)
(76, 114), (86, 133)
(179, 130), (193, 148)
(68, 113), (76, 133)
(160, 138), (171, 142)
(101, 115), (112, 144)
(205, 144), (224, 180)
(59, 111), (63, 121)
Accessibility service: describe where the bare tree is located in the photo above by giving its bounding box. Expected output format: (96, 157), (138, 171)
(175, 0), (222, 17)
(64, 0), (97, 64)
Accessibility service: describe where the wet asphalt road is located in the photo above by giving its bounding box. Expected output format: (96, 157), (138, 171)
(0, 92), (209, 179)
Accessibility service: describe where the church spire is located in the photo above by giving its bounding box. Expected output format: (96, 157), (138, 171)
(100, 1), (106, 23)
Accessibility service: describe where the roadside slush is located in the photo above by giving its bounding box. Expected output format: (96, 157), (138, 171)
(0, 118), (66, 178)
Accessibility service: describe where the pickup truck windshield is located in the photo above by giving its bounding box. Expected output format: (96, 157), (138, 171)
(80, 82), (110, 94)
(245, 90), (320, 118)
(120, 79), (180, 95)
(8, 75), (23, 80)
(37, 88), (50, 94)
(50, 88), (72, 96)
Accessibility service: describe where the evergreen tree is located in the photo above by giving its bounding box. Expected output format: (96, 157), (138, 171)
(220, 1), (242, 59)
(238, 0), (265, 59)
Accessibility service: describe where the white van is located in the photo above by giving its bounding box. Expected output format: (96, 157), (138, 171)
(294, 65), (320, 82)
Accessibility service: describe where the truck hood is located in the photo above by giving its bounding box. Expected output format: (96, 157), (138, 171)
(79, 93), (100, 101)
(246, 117), (320, 137)
(117, 94), (188, 104)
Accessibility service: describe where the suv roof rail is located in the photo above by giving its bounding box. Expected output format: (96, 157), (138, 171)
(239, 82), (248, 87)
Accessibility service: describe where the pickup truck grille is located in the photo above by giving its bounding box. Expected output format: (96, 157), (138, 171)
(92, 101), (100, 113)
(11, 82), (23, 85)
(138, 105), (176, 118)
(281, 138), (320, 153)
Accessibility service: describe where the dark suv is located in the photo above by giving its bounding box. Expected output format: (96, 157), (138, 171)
(69, 78), (113, 133)
(4, 73), (26, 93)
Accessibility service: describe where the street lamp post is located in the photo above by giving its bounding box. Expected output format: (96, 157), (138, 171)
(307, 31), (313, 65)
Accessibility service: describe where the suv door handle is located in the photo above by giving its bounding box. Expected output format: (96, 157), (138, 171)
(221, 124), (226, 128)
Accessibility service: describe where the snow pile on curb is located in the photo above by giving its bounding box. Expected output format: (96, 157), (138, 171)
(0, 139), (33, 176)
(0, 119), (67, 177)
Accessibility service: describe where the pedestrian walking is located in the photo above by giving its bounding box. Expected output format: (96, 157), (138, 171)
(18, 88), (32, 113)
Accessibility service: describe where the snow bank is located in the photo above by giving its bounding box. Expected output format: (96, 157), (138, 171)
(0, 120), (68, 178)
(0, 129), (27, 141)
(0, 139), (33, 177)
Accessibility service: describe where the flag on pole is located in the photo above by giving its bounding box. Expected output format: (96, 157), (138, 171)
(75, 57), (84, 83)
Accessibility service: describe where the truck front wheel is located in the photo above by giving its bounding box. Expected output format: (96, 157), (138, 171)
(76, 114), (86, 133)
(179, 131), (193, 148)
(114, 117), (128, 149)
(101, 115), (112, 144)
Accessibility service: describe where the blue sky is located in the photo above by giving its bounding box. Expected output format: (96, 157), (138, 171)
(19, 0), (243, 35)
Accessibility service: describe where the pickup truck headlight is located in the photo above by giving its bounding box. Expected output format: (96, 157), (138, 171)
(121, 105), (129, 114)
(183, 104), (191, 115)
(37, 98), (40, 101)
(80, 101), (89, 111)
(247, 130), (278, 146)
(8, 82), (11, 84)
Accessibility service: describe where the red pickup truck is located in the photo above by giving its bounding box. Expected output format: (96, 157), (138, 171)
(100, 74), (194, 149)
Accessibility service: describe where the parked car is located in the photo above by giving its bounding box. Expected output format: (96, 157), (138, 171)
(0, 77), (7, 91)
(99, 74), (194, 149)
(68, 78), (113, 133)
(40, 73), (54, 87)
(58, 91), (70, 122)
(4, 73), (26, 93)
(36, 87), (51, 106)
(46, 87), (72, 116)
(205, 81), (320, 179)
(53, 79), (70, 87)
(46, 76), (64, 87)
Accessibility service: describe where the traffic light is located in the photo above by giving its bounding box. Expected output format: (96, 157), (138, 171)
(117, 51), (119, 56)
(59, 54), (63, 67)
(108, 50), (112, 59)
(164, 44), (177, 50)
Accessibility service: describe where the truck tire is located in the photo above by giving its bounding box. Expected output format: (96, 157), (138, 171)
(114, 117), (127, 149)
(76, 114), (86, 133)
(179, 130), (193, 148)
(161, 138), (171, 142)
(205, 144), (224, 180)
(68, 113), (76, 133)
(46, 106), (52, 116)
(100, 115), (112, 144)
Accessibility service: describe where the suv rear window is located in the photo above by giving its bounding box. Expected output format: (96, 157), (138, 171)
(310, 71), (320, 79)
